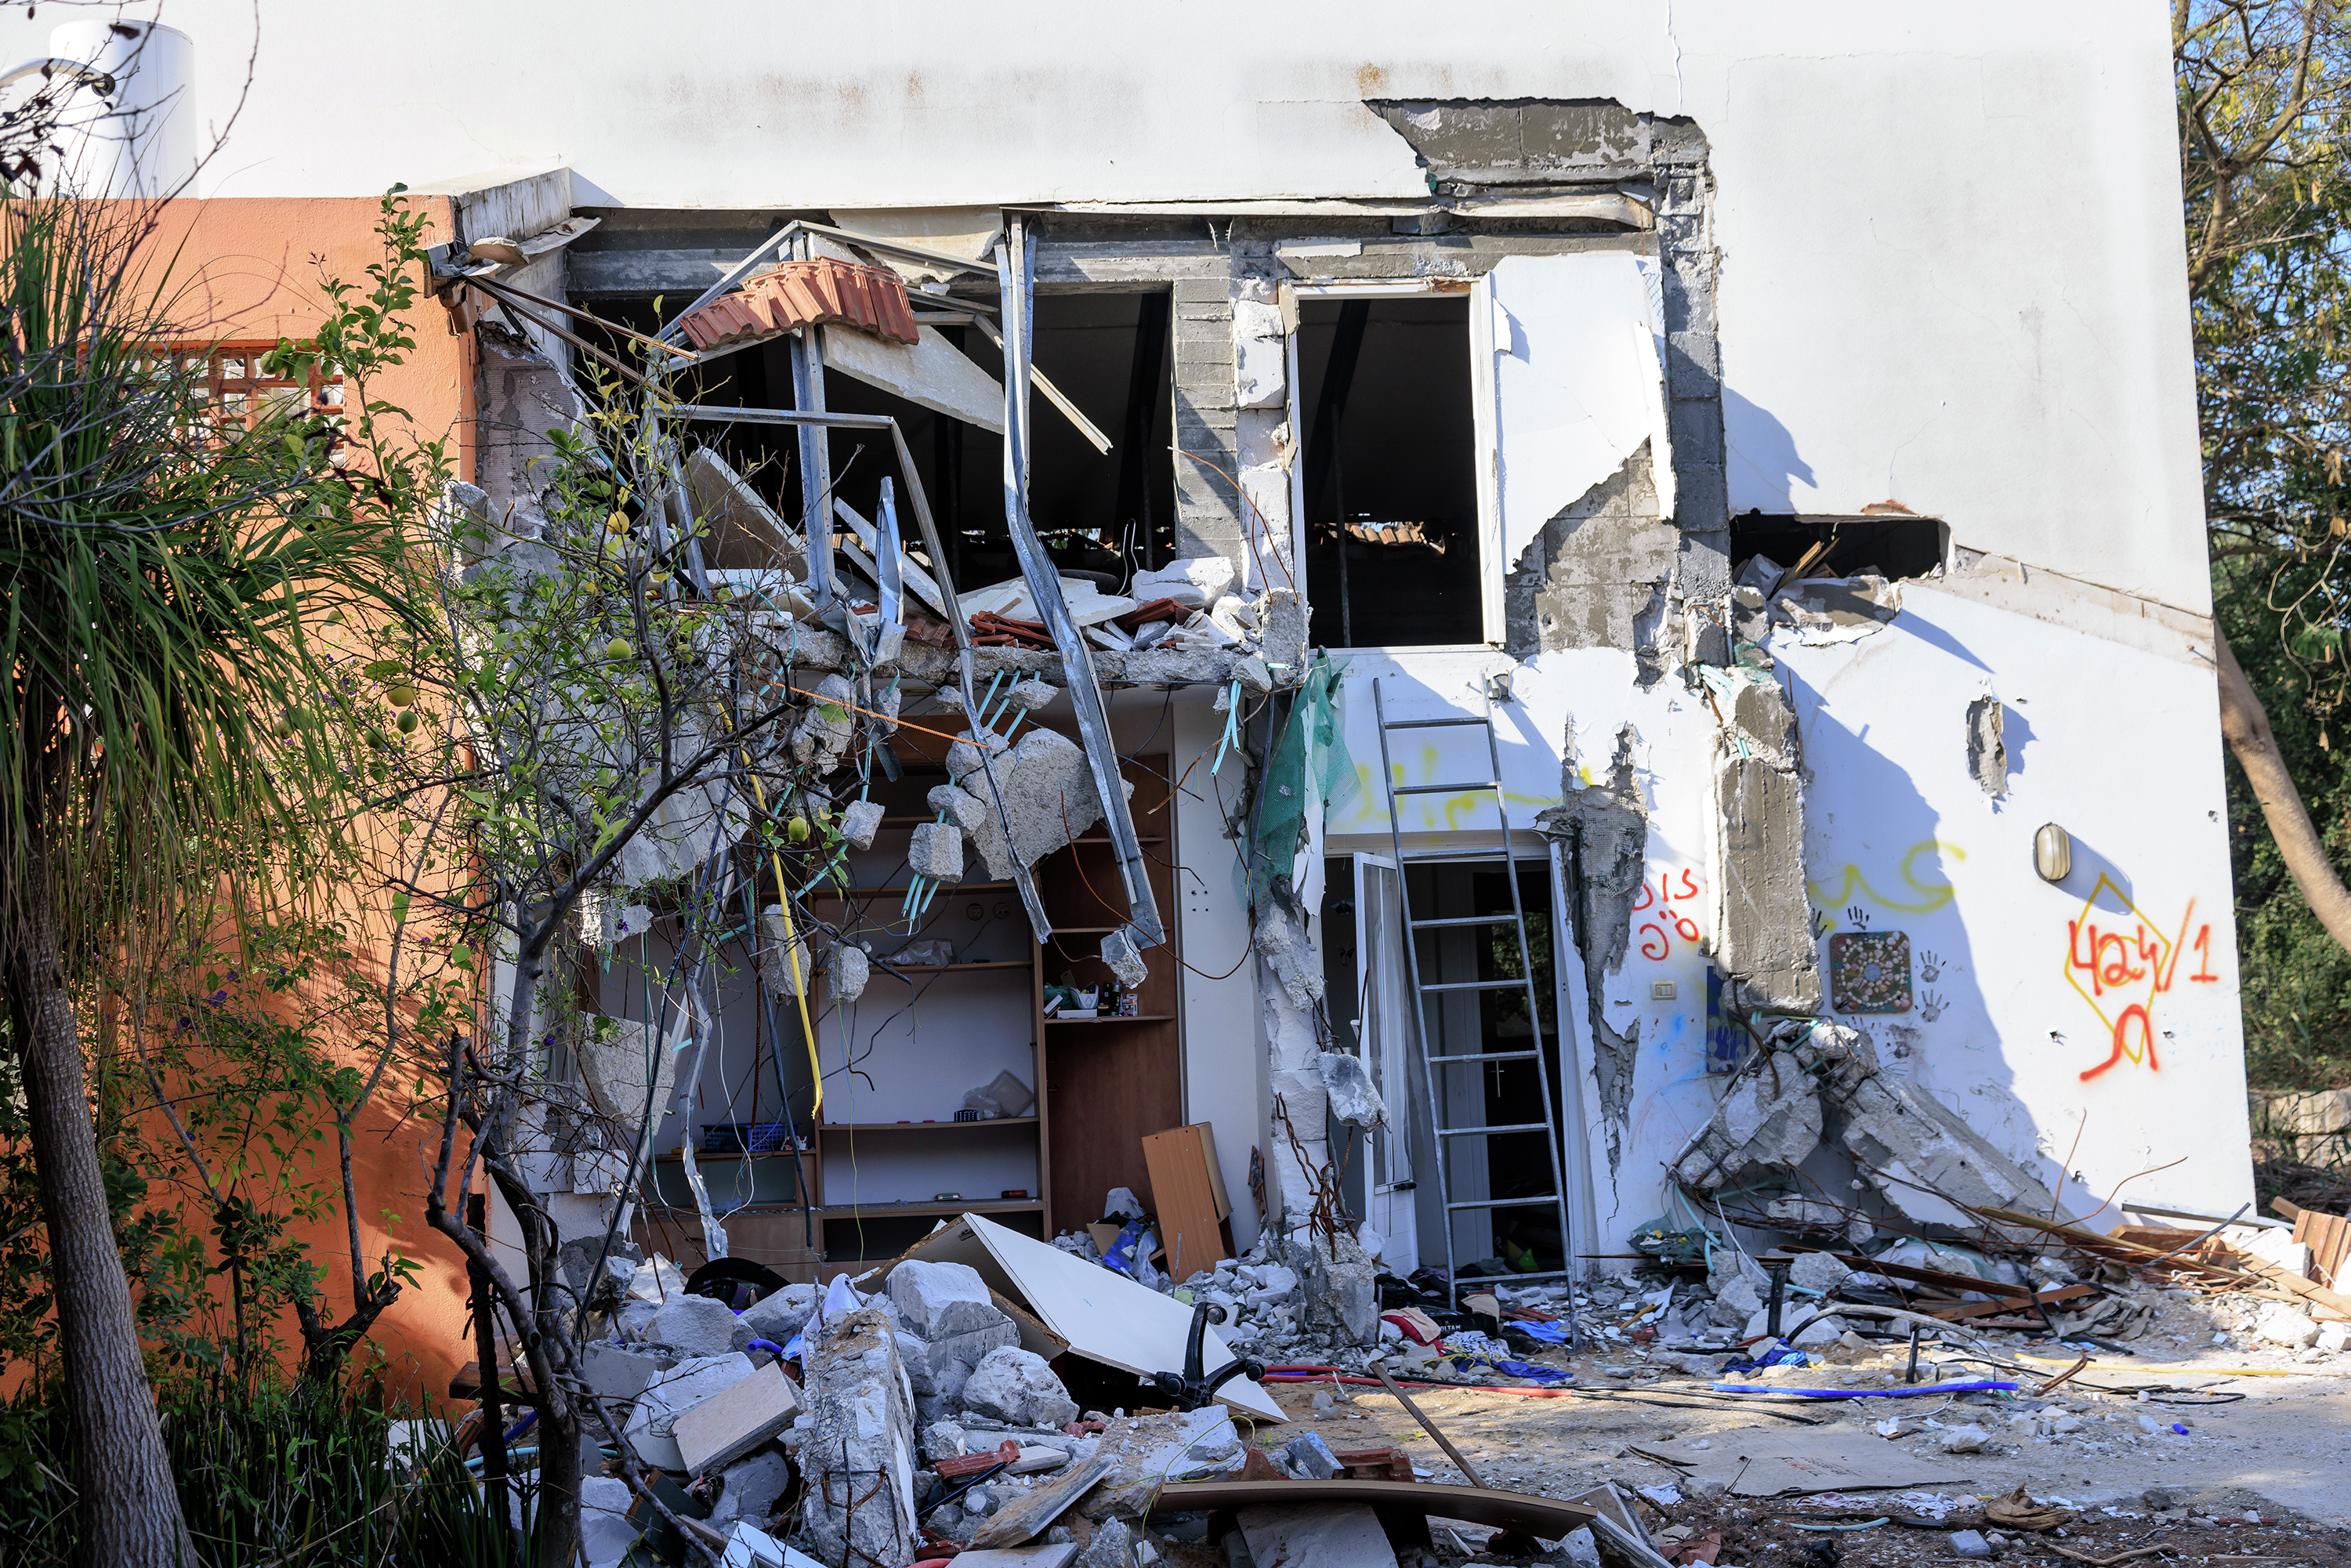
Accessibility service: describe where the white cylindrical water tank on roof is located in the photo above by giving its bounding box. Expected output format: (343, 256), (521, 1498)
(38, 19), (195, 197)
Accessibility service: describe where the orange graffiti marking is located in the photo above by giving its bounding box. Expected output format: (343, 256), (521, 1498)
(2063, 877), (2215, 1081)
(1632, 868), (1704, 961)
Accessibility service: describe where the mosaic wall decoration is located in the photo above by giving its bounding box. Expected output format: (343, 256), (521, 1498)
(1828, 930), (1913, 1013)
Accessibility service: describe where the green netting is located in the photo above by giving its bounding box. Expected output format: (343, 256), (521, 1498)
(1246, 653), (1359, 914)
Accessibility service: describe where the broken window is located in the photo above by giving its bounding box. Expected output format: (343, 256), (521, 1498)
(1294, 293), (1483, 649)
(1729, 512), (1947, 587)
(589, 289), (1172, 596)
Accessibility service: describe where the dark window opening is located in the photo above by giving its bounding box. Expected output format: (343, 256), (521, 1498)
(580, 290), (1173, 603)
(1296, 295), (1482, 649)
(1729, 512), (1947, 587)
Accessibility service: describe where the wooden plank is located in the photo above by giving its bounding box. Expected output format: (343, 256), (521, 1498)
(1789, 1247), (2029, 1301)
(964, 1454), (1113, 1548)
(1143, 1123), (1231, 1279)
(1975, 1205), (2351, 1320)
(1157, 1479), (1596, 1540)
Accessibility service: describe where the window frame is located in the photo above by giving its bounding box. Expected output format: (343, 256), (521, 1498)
(1283, 279), (1504, 652)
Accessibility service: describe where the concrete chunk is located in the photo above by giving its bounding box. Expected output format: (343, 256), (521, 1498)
(960, 1346), (1080, 1429)
(757, 905), (813, 998)
(1669, 1067), (1824, 1191)
(709, 1450), (791, 1532)
(1099, 925), (1148, 988)
(581, 1340), (677, 1401)
(888, 1259), (1009, 1342)
(907, 820), (966, 880)
(830, 943), (871, 1003)
(646, 1294), (749, 1358)
(579, 1475), (639, 1568)
(926, 1320), (1020, 1374)
(839, 797), (887, 850)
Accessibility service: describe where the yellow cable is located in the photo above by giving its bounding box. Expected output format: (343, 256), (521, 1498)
(739, 759), (823, 1118)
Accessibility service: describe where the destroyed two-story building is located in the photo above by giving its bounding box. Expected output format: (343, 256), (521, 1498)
(40, 2), (2243, 1371)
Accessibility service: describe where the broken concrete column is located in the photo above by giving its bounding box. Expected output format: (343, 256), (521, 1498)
(930, 727), (1127, 879)
(623, 1353), (756, 1470)
(1709, 676), (1820, 1012)
(798, 1306), (919, 1567)
(1668, 1066), (1824, 1190)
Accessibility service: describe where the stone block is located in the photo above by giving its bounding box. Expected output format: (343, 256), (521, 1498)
(960, 1346), (1080, 1429)
(757, 906), (812, 998)
(1787, 1251), (1852, 1296)
(829, 942), (871, 1003)
(646, 1294), (748, 1358)
(582, 1340), (677, 1401)
(625, 1353), (757, 1470)
(741, 1282), (817, 1341)
(2257, 1305), (2321, 1349)
(895, 1331), (936, 1396)
(889, 1260), (1009, 1342)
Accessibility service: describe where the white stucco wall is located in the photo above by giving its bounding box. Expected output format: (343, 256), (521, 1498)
(1, 2), (2203, 610)
(1323, 578), (2248, 1255)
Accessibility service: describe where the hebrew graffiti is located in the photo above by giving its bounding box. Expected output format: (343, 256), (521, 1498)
(2063, 873), (2221, 1082)
(1632, 867), (1704, 961)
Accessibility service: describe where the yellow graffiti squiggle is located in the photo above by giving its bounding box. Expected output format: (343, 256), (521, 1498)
(1807, 840), (1968, 914)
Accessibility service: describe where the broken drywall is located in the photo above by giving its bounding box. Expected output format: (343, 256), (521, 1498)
(1505, 443), (1676, 661)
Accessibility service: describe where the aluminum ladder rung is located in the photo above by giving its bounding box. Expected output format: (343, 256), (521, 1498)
(1373, 674), (1579, 1333)
(1429, 1048), (1542, 1064)
(1434, 1121), (1551, 1138)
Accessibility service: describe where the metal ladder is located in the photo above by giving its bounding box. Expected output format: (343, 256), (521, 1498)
(1372, 678), (1577, 1309)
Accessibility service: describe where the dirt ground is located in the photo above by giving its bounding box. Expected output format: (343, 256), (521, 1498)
(1223, 1286), (2351, 1563)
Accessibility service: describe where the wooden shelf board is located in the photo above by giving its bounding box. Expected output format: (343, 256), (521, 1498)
(1064, 836), (1169, 846)
(884, 960), (1033, 972)
(1046, 1013), (1175, 1024)
(819, 1117), (1038, 1133)
(654, 1148), (812, 1164)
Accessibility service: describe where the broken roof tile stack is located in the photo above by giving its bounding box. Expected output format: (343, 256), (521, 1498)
(677, 255), (920, 352)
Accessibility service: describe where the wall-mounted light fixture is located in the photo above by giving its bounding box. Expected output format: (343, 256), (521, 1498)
(2034, 823), (2072, 884)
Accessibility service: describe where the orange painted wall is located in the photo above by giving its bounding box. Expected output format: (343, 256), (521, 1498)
(136, 196), (483, 1407)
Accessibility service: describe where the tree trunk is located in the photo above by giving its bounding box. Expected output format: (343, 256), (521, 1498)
(2215, 624), (2351, 949)
(5, 835), (193, 1567)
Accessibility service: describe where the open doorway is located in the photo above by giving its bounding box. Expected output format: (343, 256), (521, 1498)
(1295, 294), (1482, 649)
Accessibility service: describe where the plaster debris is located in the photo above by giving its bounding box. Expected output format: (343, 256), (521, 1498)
(1099, 925), (1149, 988)
(645, 1294), (754, 1358)
(1966, 694), (2008, 797)
(828, 940), (871, 1002)
(933, 728), (1125, 879)
(838, 796), (887, 849)
(907, 820), (966, 879)
(623, 1352), (756, 1470)
(1770, 574), (1904, 643)
(1129, 556), (1237, 609)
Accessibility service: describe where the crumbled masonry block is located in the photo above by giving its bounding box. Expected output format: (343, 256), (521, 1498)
(960, 1346), (1080, 1429)
(888, 1260), (1006, 1342)
(933, 728), (1125, 880)
(830, 943), (871, 1002)
(792, 674), (856, 766)
(1005, 678), (1059, 711)
(2258, 1305), (2322, 1349)
(625, 1353), (756, 1470)
(926, 1320), (1020, 1375)
(708, 1450), (790, 1531)
(740, 1281), (817, 1341)
(1786, 1251), (1852, 1296)
(757, 906), (812, 998)
(1130, 556), (1236, 609)
(799, 1306), (920, 1567)
(839, 798), (886, 850)
(1099, 926), (1148, 989)
(1669, 1066), (1824, 1190)
(646, 1293), (749, 1358)
(946, 726), (1011, 780)
(894, 1331), (936, 1396)
(907, 820), (966, 880)
(582, 1340), (677, 1401)
(675, 1361), (800, 1476)
(1317, 1051), (1388, 1128)
(1279, 1431), (1342, 1479)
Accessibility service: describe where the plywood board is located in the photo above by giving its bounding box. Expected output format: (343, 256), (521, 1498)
(823, 324), (1005, 433)
(1629, 1425), (1971, 1497)
(1143, 1124), (1230, 1277)
(888, 1213), (1282, 1421)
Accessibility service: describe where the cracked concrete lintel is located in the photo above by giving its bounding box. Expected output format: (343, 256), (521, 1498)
(1537, 722), (1648, 1179)
(1710, 676), (1820, 1013)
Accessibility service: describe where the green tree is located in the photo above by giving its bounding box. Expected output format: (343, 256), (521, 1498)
(2178, 2), (2351, 1086)
(0, 191), (433, 1565)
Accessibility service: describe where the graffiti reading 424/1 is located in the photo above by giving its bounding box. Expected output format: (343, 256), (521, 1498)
(1633, 868), (1704, 960)
(2064, 873), (2221, 1082)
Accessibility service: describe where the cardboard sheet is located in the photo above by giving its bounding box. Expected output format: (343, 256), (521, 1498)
(1629, 1425), (1972, 1497)
(887, 1213), (1283, 1421)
